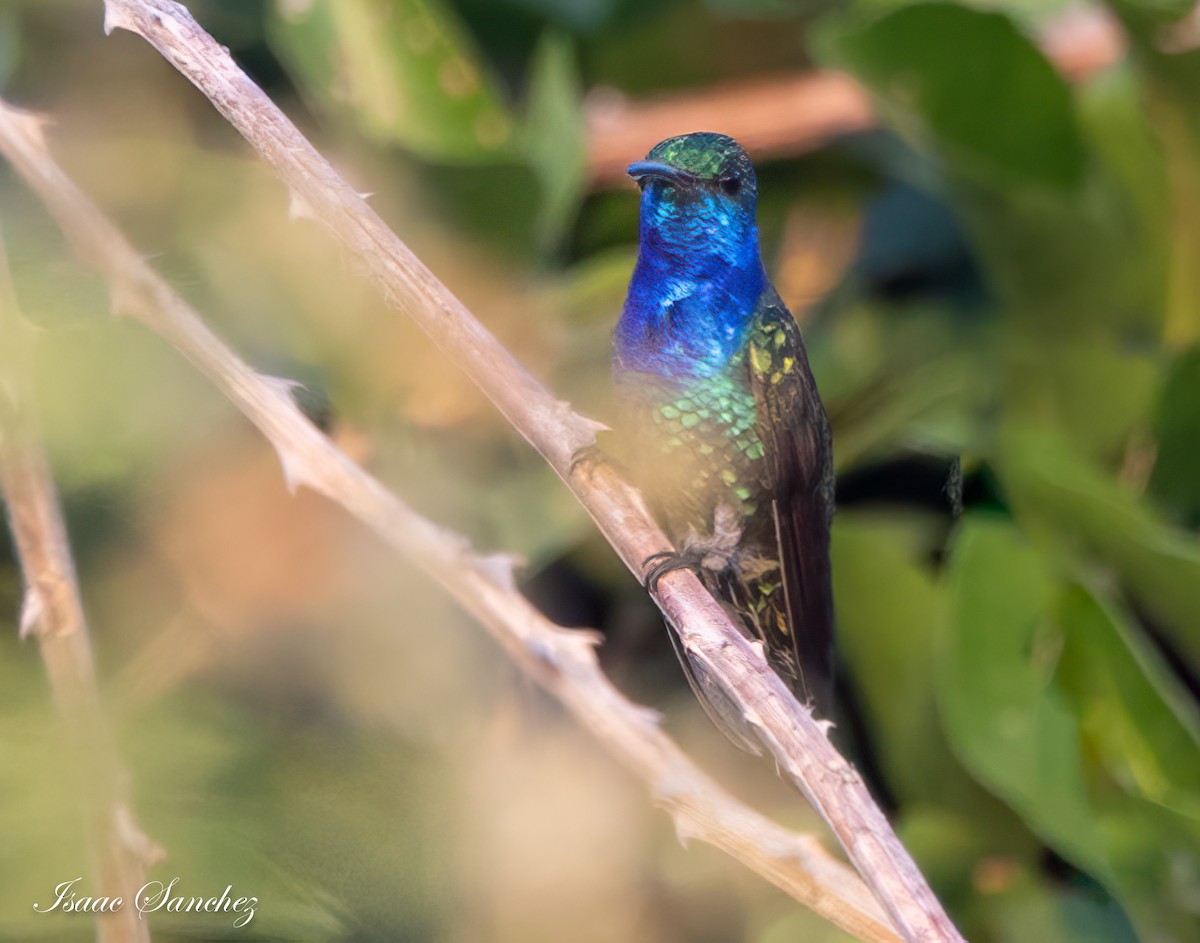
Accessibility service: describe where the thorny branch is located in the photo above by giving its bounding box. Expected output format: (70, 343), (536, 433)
(92, 1), (967, 939)
(7, 0), (976, 936)
(0, 100), (899, 943)
(0, 233), (162, 942)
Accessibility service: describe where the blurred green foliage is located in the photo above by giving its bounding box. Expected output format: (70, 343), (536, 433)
(269, 0), (516, 161)
(1, 0), (1199, 941)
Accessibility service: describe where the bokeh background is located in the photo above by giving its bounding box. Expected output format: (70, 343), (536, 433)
(2, 0), (1199, 940)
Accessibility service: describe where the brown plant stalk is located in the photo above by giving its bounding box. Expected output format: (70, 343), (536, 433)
(85, 2), (967, 939)
(585, 5), (1125, 183)
(0, 233), (162, 942)
(0, 100), (900, 943)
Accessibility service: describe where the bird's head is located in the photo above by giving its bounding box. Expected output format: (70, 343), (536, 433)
(630, 133), (757, 207)
(628, 132), (759, 256)
(618, 133), (767, 375)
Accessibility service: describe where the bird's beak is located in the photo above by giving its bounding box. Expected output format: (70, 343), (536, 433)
(627, 160), (693, 186)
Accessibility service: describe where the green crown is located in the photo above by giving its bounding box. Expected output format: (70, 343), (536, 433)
(645, 132), (754, 184)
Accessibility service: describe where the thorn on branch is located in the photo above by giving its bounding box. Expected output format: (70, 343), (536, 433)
(524, 628), (604, 676)
(19, 586), (44, 639)
(272, 444), (310, 496)
(476, 551), (522, 592)
(108, 281), (143, 319)
(0, 102), (51, 149)
(671, 811), (700, 849)
(259, 373), (305, 400)
(102, 0), (138, 38)
(114, 803), (167, 867)
(288, 191), (317, 223)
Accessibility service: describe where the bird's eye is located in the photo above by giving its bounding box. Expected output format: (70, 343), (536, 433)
(720, 176), (741, 195)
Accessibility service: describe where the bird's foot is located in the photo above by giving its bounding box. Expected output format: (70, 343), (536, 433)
(568, 442), (608, 477)
(643, 525), (746, 591)
(641, 548), (706, 593)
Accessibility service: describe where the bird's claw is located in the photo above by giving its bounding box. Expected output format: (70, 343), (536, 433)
(568, 442), (608, 477)
(641, 549), (704, 593)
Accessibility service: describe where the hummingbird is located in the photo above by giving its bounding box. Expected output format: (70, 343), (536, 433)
(613, 132), (835, 744)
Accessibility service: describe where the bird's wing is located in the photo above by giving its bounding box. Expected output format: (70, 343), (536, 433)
(663, 611), (765, 756)
(743, 298), (836, 714)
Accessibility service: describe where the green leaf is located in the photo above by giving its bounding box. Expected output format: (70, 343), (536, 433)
(893, 807), (995, 908)
(502, 0), (624, 31)
(1150, 346), (1200, 524)
(1088, 798), (1200, 933)
(1075, 66), (1170, 304)
(986, 874), (1138, 943)
(941, 517), (1107, 876)
(942, 515), (1200, 937)
(818, 3), (1087, 189)
(849, 0), (1081, 29)
(1057, 585), (1200, 822)
(832, 516), (959, 803)
(821, 304), (996, 471)
(521, 31), (586, 252)
(1105, 2), (1200, 346)
(702, 0), (813, 17)
(1107, 0), (1198, 32)
(818, 5), (1160, 348)
(998, 334), (1159, 462)
(269, 0), (513, 163)
(999, 429), (1200, 669)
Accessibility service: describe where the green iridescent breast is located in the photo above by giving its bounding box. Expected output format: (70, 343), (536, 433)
(649, 361), (764, 508)
(641, 307), (808, 517)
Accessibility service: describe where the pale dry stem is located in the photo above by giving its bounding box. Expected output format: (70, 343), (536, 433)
(0, 230), (162, 943)
(585, 5), (1124, 183)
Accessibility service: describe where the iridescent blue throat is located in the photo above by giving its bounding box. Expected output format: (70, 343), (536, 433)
(614, 181), (767, 382)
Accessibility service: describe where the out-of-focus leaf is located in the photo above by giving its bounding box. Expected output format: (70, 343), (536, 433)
(0, 4), (19, 87)
(1089, 797), (1200, 936)
(986, 875), (1138, 943)
(832, 516), (962, 803)
(269, 0), (512, 162)
(499, 0), (624, 32)
(1151, 102), (1200, 349)
(1076, 66), (1170, 308)
(850, 179), (986, 305)
(818, 3), (1086, 189)
(1151, 346), (1200, 523)
(126, 691), (451, 939)
(1057, 585), (1200, 821)
(999, 429), (1200, 668)
(521, 31), (585, 251)
(941, 65), (1166, 464)
(1105, 2), (1200, 346)
(757, 907), (858, 943)
(703, 0), (813, 17)
(851, 0), (1079, 22)
(819, 7), (1161, 350)
(821, 304), (995, 470)
(1000, 334), (1159, 461)
(940, 517), (1106, 876)
(1109, 0), (1195, 22)
(558, 247), (637, 328)
(373, 427), (589, 566)
(943, 517), (1200, 937)
(894, 808), (995, 911)
(33, 320), (231, 491)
